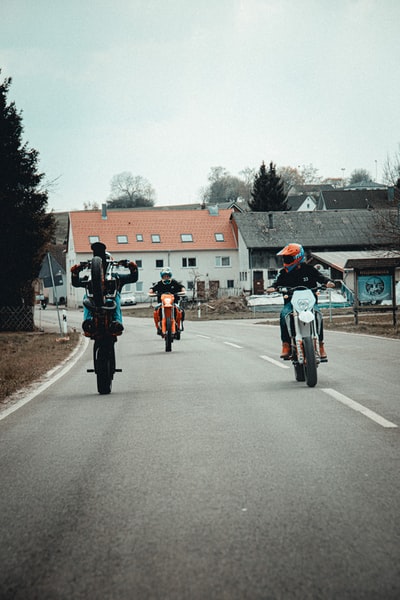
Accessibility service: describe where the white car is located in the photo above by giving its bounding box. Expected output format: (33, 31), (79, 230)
(120, 293), (137, 306)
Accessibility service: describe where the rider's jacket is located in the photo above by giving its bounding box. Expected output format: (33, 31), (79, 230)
(150, 279), (185, 303)
(272, 264), (332, 304)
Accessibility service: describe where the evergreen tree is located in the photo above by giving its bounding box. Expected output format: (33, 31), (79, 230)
(0, 73), (55, 329)
(248, 161), (290, 212)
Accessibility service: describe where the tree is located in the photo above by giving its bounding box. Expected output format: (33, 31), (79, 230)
(248, 161), (290, 212)
(277, 166), (305, 193)
(201, 166), (252, 205)
(107, 172), (155, 208)
(348, 169), (372, 185)
(0, 73), (55, 329)
(382, 144), (400, 186)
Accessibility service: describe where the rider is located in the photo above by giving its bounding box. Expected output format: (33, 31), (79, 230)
(71, 242), (138, 336)
(266, 243), (335, 360)
(149, 267), (186, 335)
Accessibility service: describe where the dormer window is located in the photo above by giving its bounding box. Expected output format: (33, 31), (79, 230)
(215, 233), (224, 242)
(181, 234), (193, 242)
(136, 234), (143, 242)
(151, 234), (161, 243)
(89, 235), (99, 244)
(117, 235), (128, 244)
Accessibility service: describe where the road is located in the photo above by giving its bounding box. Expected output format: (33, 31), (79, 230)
(1, 310), (399, 599)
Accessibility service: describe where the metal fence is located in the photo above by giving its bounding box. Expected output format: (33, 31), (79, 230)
(0, 306), (35, 331)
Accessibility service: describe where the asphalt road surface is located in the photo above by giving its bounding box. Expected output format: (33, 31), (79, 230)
(1, 311), (399, 599)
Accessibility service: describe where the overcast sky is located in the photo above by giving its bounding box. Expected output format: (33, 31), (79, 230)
(1, 0), (399, 212)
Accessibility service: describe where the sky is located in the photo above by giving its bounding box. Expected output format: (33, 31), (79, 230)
(1, 0), (400, 212)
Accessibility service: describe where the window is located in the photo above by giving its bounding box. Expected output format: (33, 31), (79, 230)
(89, 235), (99, 244)
(151, 234), (161, 243)
(182, 257), (197, 268)
(156, 259), (164, 268)
(215, 233), (224, 242)
(136, 281), (143, 292)
(135, 259), (142, 268)
(181, 234), (193, 242)
(227, 280), (234, 288)
(117, 235), (128, 244)
(187, 281), (194, 291)
(215, 256), (230, 267)
(136, 234), (143, 242)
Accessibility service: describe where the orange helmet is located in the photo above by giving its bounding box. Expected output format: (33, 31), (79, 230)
(277, 243), (305, 272)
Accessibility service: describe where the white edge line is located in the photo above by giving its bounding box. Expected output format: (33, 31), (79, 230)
(224, 342), (243, 349)
(322, 388), (398, 429)
(260, 355), (290, 369)
(0, 336), (89, 422)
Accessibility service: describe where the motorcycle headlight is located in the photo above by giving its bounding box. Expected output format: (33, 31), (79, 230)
(297, 298), (312, 311)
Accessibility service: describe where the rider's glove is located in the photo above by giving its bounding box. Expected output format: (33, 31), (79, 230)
(129, 261), (138, 270)
(71, 264), (82, 274)
(118, 259), (130, 268)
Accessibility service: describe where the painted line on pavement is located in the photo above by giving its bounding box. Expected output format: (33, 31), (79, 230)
(322, 388), (398, 429)
(0, 336), (89, 422)
(224, 342), (243, 349)
(260, 355), (290, 369)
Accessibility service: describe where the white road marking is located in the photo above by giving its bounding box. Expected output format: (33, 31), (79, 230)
(322, 388), (398, 429)
(0, 336), (89, 422)
(224, 342), (243, 349)
(196, 334), (210, 339)
(260, 355), (290, 369)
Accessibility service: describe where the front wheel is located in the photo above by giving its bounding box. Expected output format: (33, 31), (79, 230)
(303, 336), (317, 388)
(165, 317), (172, 352)
(91, 256), (105, 307)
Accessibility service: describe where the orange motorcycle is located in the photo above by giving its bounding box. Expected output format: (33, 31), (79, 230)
(149, 292), (185, 352)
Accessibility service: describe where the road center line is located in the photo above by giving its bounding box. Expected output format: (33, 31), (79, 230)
(224, 342), (243, 348)
(196, 334), (210, 339)
(322, 388), (398, 429)
(260, 355), (290, 369)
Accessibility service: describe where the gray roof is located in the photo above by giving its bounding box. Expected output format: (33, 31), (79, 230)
(317, 188), (390, 210)
(232, 209), (396, 250)
(311, 250), (400, 271)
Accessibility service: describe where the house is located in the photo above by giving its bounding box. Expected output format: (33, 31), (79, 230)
(231, 209), (399, 294)
(66, 205), (239, 307)
(286, 194), (317, 212)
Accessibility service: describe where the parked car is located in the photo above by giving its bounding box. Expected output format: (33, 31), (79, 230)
(120, 293), (137, 306)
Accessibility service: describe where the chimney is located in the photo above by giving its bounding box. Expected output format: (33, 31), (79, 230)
(101, 203), (107, 220)
(268, 213), (274, 228)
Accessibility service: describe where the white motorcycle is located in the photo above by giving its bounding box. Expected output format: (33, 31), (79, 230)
(277, 286), (327, 388)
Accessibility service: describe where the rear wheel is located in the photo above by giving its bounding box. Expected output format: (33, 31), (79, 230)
(165, 317), (172, 352)
(94, 341), (113, 394)
(303, 336), (317, 388)
(91, 256), (105, 307)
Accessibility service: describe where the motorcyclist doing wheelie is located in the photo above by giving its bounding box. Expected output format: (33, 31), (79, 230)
(149, 268), (186, 335)
(266, 243), (335, 359)
(71, 242), (138, 336)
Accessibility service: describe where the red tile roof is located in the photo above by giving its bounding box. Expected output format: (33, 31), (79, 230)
(69, 208), (237, 253)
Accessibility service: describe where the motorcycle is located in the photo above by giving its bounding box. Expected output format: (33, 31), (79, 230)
(149, 292), (186, 352)
(277, 285), (327, 388)
(78, 252), (123, 394)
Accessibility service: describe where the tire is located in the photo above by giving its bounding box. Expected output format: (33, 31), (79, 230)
(95, 341), (113, 394)
(91, 256), (105, 308)
(165, 317), (172, 352)
(303, 336), (317, 388)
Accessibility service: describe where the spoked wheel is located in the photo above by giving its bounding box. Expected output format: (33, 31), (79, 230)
(91, 256), (105, 307)
(94, 340), (114, 394)
(165, 317), (173, 352)
(303, 336), (317, 388)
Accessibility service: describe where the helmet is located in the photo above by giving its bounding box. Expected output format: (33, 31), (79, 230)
(277, 243), (305, 272)
(160, 267), (172, 284)
(160, 267), (172, 279)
